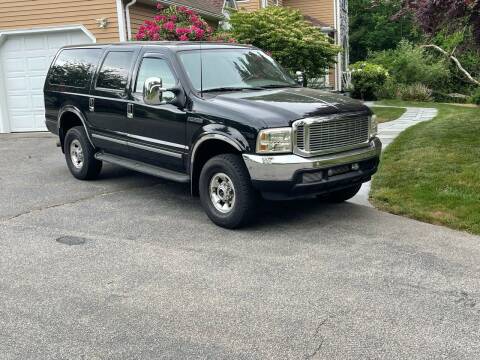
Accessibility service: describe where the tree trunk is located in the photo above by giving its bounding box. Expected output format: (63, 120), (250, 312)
(421, 44), (480, 86)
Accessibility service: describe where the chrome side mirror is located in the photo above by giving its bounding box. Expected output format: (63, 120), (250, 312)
(295, 71), (304, 86)
(143, 77), (165, 105)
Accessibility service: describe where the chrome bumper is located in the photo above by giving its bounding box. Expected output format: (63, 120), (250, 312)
(242, 137), (382, 182)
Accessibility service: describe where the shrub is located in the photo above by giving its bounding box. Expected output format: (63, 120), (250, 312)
(397, 83), (433, 102)
(470, 88), (480, 105)
(368, 40), (450, 91)
(375, 78), (397, 100)
(349, 62), (389, 100)
(135, 4), (213, 41)
(229, 7), (339, 81)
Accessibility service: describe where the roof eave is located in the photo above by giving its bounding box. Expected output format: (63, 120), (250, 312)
(157, 0), (224, 19)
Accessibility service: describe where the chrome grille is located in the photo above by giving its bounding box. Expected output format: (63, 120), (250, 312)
(296, 125), (304, 149)
(294, 113), (370, 156)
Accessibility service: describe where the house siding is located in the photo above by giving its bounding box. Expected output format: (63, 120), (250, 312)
(236, 0), (262, 12)
(129, 2), (156, 38)
(282, 0), (334, 27)
(0, 0), (120, 42)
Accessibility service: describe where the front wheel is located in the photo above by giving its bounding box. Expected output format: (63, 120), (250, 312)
(199, 154), (258, 229)
(319, 184), (362, 203)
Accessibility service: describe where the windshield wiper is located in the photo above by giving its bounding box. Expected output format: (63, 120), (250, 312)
(202, 86), (264, 93)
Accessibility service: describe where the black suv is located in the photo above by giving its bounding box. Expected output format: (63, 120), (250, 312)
(44, 42), (381, 228)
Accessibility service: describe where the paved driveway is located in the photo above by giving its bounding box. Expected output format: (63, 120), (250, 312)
(1, 133), (480, 359)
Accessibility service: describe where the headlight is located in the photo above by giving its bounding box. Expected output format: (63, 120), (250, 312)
(256, 127), (292, 154)
(369, 114), (378, 138)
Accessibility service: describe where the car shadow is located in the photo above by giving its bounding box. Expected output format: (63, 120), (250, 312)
(96, 164), (372, 231)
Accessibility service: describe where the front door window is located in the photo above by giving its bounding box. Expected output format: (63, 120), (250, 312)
(135, 58), (177, 102)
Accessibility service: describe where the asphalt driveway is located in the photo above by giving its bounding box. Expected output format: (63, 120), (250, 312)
(1, 133), (480, 359)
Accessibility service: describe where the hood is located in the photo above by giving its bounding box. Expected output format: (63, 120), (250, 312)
(205, 87), (370, 128)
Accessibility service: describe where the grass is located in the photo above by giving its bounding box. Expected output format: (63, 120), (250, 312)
(370, 100), (480, 235)
(370, 106), (406, 123)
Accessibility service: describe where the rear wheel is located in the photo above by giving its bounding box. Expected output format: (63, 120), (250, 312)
(199, 154), (258, 229)
(319, 184), (362, 203)
(64, 126), (102, 180)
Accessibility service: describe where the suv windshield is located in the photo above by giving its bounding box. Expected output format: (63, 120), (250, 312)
(178, 48), (297, 92)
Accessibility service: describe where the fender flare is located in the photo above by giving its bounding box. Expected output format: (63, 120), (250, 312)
(190, 133), (244, 171)
(189, 132), (248, 195)
(57, 105), (94, 147)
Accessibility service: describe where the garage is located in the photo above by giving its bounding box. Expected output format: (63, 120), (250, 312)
(0, 27), (94, 133)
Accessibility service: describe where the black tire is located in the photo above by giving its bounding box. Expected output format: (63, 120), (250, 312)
(64, 126), (102, 180)
(199, 154), (258, 229)
(319, 184), (362, 203)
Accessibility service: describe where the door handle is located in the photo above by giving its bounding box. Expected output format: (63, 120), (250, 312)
(127, 103), (134, 119)
(89, 98), (95, 112)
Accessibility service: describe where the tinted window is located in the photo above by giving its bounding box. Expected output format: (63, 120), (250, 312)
(135, 58), (176, 93)
(49, 48), (102, 88)
(96, 51), (134, 90)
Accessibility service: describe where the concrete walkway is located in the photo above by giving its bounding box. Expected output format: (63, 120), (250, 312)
(350, 103), (438, 206)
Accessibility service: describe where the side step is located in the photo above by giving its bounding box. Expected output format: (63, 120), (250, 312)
(95, 152), (190, 183)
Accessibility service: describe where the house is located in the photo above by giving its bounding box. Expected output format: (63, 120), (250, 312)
(0, 0), (347, 133)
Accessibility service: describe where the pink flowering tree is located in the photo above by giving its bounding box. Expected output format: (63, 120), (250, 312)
(136, 4), (214, 41)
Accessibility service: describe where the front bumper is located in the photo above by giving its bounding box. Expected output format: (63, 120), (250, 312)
(242, 137), (382, 199)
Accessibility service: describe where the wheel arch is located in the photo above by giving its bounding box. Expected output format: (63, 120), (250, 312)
(57, 106), (93, 152)
(190, 134), (246, 196)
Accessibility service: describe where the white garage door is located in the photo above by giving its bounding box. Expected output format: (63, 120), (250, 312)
(0, 29), (93, 132)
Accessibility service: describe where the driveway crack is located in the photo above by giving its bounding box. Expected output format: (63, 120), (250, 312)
(305, 316), (330, 360)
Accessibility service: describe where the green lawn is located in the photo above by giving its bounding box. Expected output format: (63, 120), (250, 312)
(370, 101), (480, 234)
(370, 106), (406, 123)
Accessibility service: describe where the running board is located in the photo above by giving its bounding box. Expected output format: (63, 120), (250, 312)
(95, 152), (189, 183)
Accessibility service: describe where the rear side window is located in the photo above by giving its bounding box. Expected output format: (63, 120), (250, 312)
(96, 51), (134, 91)
(49, 48), (102, 88)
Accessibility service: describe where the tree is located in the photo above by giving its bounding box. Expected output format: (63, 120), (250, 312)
(349, 0), (420, 62)
(397, 0), (480, 89)
(400, 0), (480, 45)
(228, 7), (339, 81)
(135, 4), (213, 41)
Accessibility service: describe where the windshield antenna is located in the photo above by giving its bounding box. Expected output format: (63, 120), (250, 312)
(200, 40), (204, 98)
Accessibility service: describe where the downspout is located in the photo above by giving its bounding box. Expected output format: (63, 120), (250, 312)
(125, 0), (137, 41)
(115, 0), (127, 41)
(337, 0), (343, 91)
(333, 0), (341, 91)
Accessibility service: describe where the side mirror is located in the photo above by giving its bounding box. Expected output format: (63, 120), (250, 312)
(295, 71), (304, 86)
(143, 77), (164, 105)
(143, 77), (182, 106)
